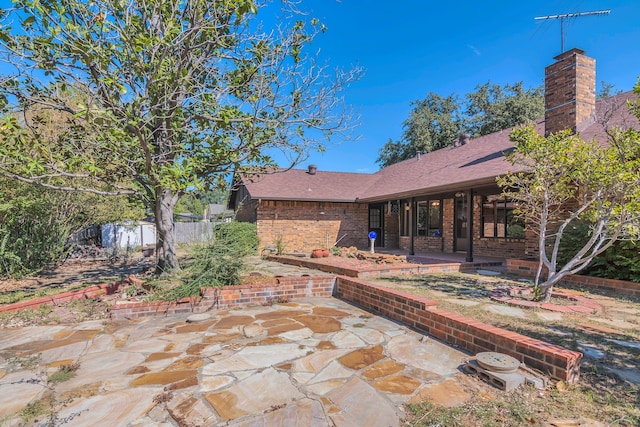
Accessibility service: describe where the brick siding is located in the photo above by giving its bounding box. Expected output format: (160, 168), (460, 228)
(251, 200), (368, 252)
(398, 195), (529, 259)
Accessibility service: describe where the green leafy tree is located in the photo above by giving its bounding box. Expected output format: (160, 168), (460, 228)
(465, 81), (544, 137)
(377, 82), (543, 167)
(498, 90), (640, 301)
(0, 0), (361, 274)
(174, 194), (205, 219)
(377, 93), (462, 167)
(0, 178), (143, 278)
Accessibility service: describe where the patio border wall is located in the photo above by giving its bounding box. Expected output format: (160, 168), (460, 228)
(2, 269), (582, 383)
(270, 255), (466, 277)
(109, 276), (335, 319)
(334, 276), (582, 383)
(506, 259), (640, 298)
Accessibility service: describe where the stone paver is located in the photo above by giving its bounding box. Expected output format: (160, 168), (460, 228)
(0, 297), (470, 426)
(483, 304), (527, 319)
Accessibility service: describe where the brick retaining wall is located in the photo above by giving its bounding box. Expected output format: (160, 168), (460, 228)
(270, 255), (466, 277)
(109, 276), (335, 319)
(334, 276), (582, 383)
(506, 259), (640, 298)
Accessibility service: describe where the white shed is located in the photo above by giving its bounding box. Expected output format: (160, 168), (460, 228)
(101, 221), (157, 249)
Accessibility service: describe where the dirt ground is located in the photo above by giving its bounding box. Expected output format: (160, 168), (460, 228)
(0, 255), (155, 327)
(0, 255), (155, 294)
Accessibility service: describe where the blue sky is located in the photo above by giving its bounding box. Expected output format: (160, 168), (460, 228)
(287, 0), (640, 173)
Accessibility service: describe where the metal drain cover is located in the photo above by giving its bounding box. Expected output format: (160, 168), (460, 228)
(475, 352), (520, 373)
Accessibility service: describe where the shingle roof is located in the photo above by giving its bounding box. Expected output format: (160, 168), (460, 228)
(237, 91), (638, 203)
(238, 168), (374, 202)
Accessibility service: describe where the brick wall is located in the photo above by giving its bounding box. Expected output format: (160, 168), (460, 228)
(251, 200), (368, 252)
(442, 198), (455, 252)
(475, 238), (526, 259)
(335, 276), (582, 382)
(110, 276), (336, 319)
(397, 195), (527, 259)
(506, 259), (640, 298)
(399, 236), (444, 252)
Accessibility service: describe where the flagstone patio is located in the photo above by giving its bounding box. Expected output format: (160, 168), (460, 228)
(0, 297), (487, 427)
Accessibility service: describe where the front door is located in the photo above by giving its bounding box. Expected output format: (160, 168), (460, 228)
(368, 204), (384, 248)
(454, 195), (467, 252)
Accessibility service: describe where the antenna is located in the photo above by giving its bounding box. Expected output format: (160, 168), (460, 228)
(534, 10), (610, 53)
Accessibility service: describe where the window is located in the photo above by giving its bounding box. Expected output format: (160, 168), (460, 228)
(400, 199), (442, 237)
(482, 195), (524, 238)
(417, 200), (442, 237)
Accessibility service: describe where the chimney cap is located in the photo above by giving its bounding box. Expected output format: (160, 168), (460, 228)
(307, 164), (317, 175)
(553, 48), (586, 60)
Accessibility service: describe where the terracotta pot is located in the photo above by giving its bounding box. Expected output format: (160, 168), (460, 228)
(311, 249), (324, 258)
(322, 249), (330, 257)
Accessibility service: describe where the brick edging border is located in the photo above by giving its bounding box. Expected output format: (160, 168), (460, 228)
(0, 277), (131, 314)
(506, 259), (640, 298)
(334, 276), (582, 383)
(109, 276), (336, 319)
(269, 255), (466, 277)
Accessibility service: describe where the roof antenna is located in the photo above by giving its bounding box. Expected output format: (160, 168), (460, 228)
(534, 10), (610, 53)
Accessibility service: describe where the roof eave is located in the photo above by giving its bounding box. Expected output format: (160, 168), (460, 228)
(356, 177), (502, 203)
(251, 196), (359, 203)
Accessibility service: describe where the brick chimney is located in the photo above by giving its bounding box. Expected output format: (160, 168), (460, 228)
(544, 48), (596, 135)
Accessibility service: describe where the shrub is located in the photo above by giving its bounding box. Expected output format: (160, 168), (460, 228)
(557, 221), (640, 282)
(181, 222), (259, 291)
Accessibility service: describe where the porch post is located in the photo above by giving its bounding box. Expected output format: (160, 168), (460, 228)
(409, 197), (415, 256)
(466, 189), (474, 262)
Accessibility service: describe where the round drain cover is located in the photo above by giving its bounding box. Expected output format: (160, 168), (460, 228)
(475, 352), (520, 373)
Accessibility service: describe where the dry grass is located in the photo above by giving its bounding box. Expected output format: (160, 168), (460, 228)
(372, 272), (640, 426)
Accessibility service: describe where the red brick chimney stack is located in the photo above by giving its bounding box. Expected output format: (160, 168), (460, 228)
(544, 48), (596, 135)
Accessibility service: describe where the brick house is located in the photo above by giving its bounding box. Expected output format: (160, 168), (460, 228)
(229, 49), (638, 259)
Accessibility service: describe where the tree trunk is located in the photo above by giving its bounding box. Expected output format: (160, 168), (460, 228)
(154, 188), (180, 275)
(541, 283), (554, 303)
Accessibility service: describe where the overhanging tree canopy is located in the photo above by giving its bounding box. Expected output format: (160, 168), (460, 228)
(0, 0), (361, 273)
(376, 81), (544, 168)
